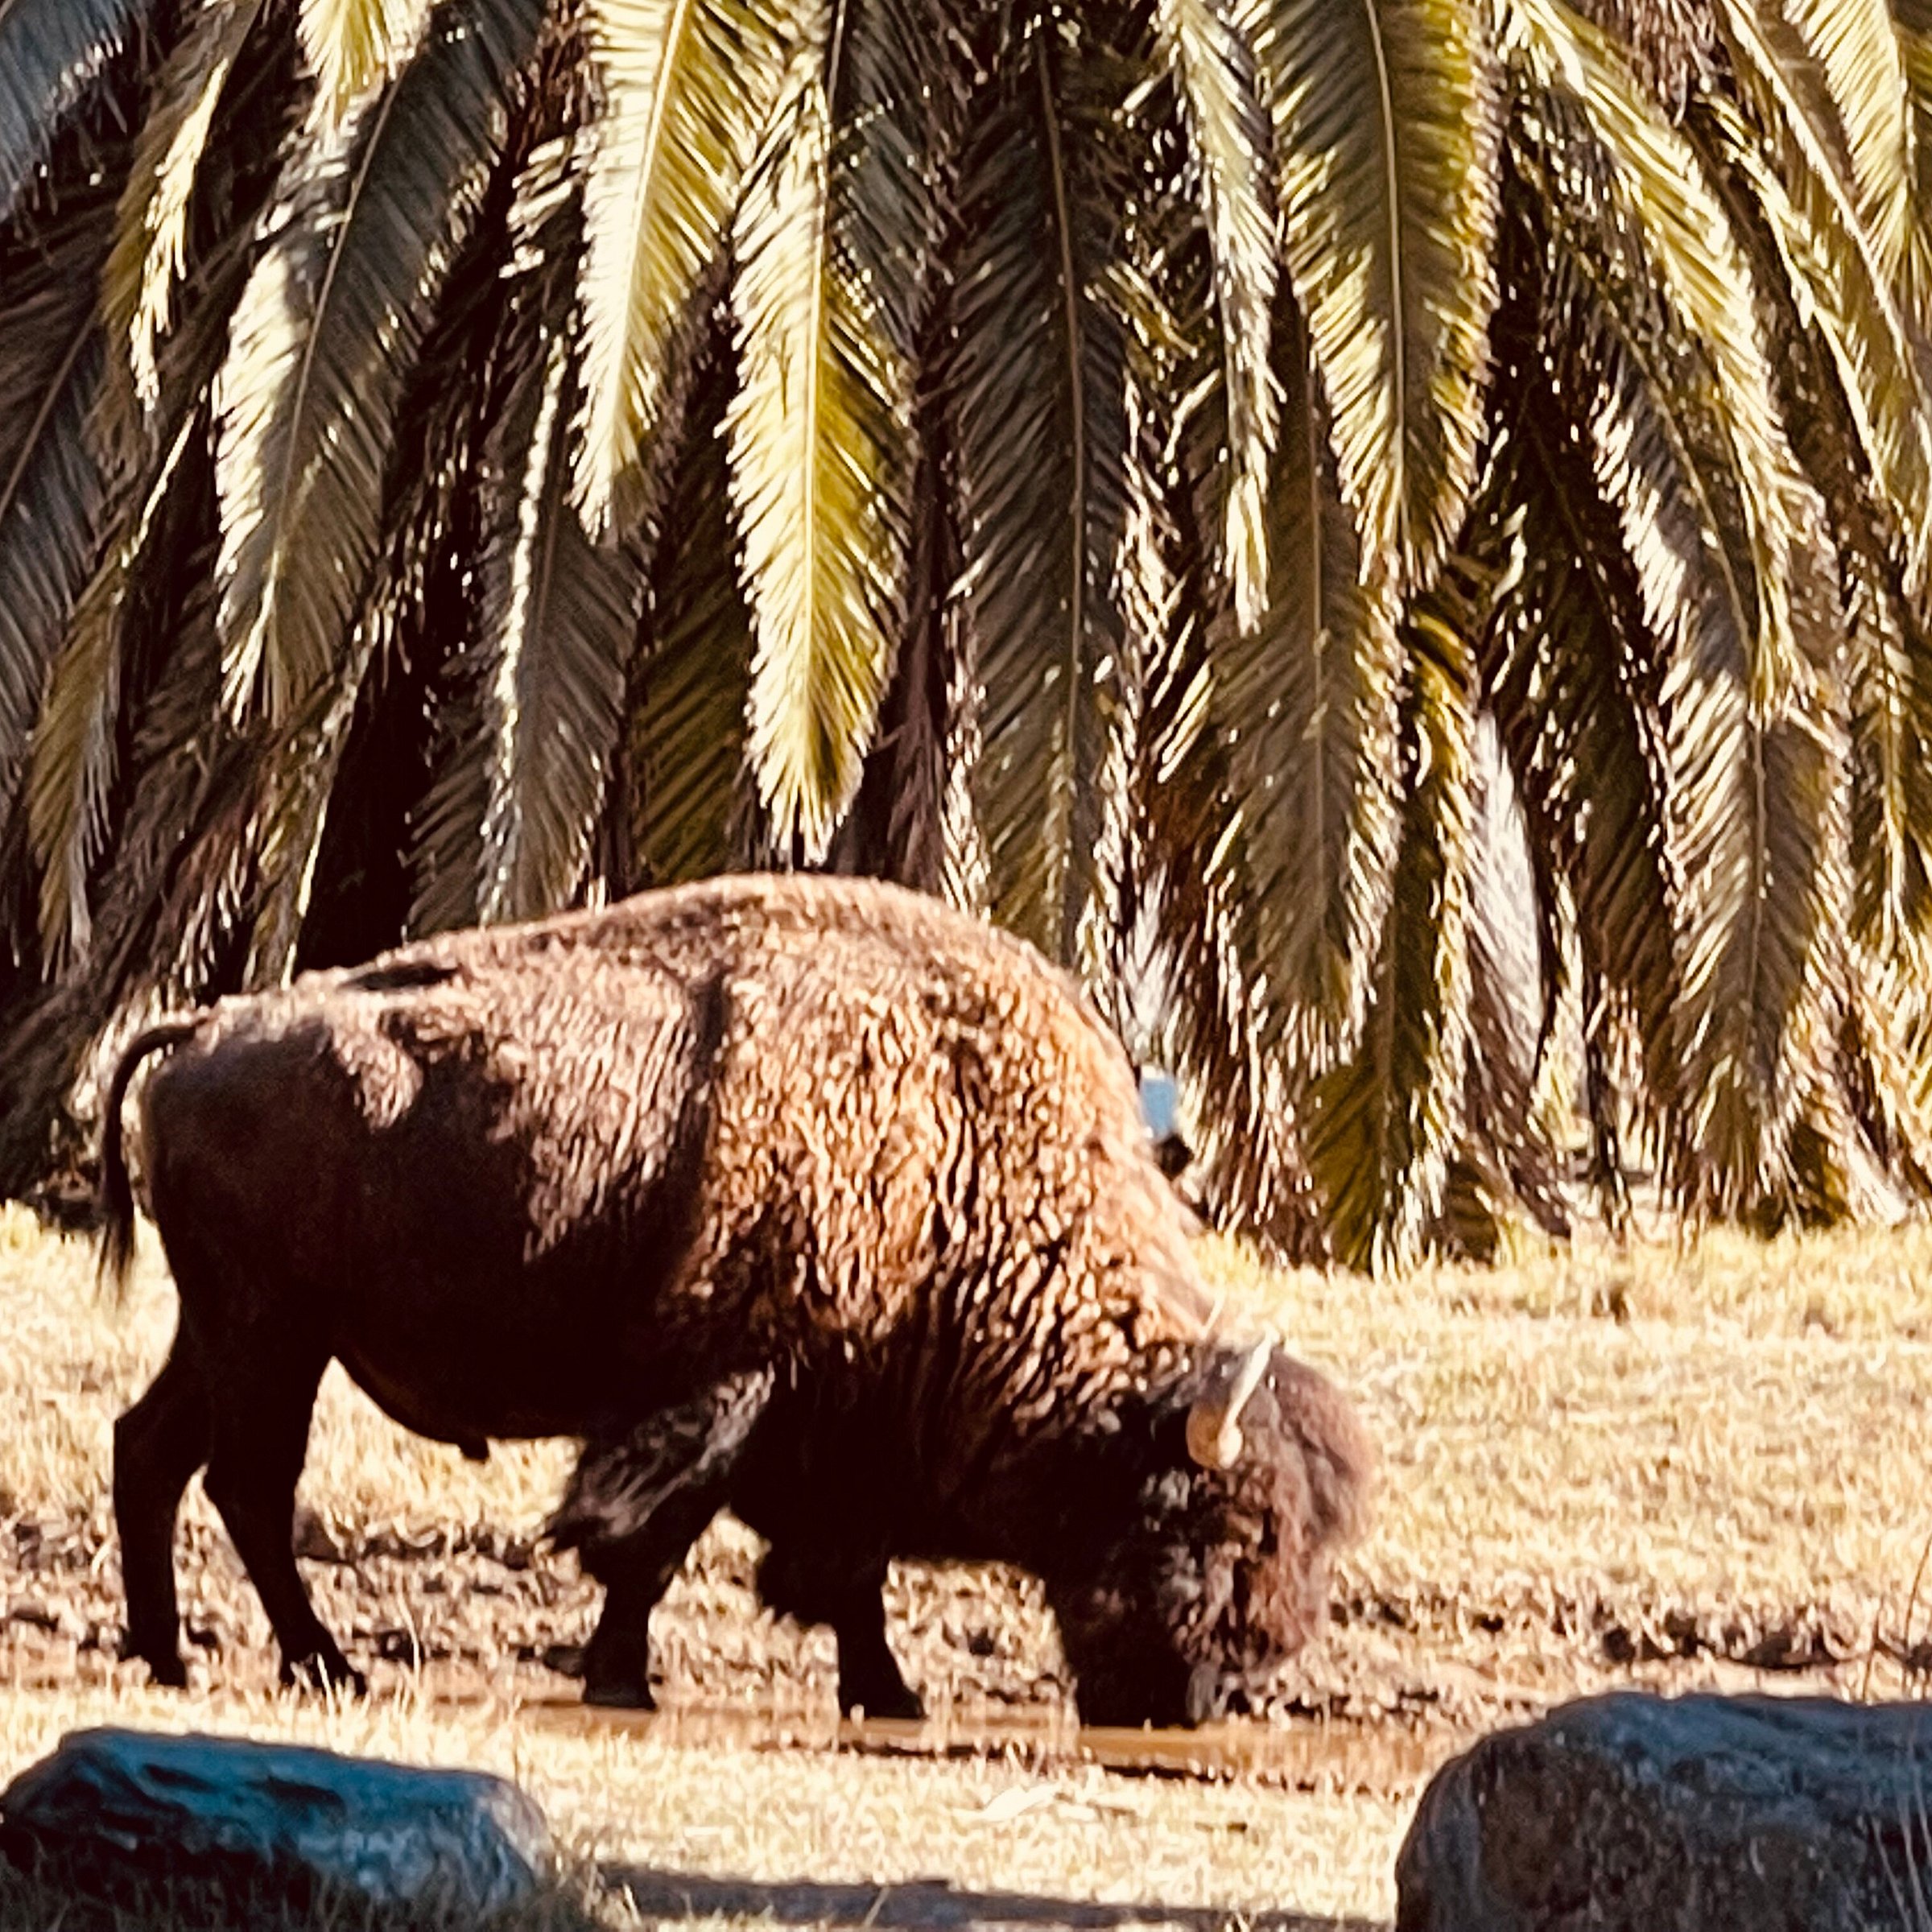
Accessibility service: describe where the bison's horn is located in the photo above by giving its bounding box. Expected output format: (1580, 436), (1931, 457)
(1186, 1338), (1274, 1470)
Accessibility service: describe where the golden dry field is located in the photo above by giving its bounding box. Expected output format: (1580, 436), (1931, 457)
(1, 1206), (1929, 1927)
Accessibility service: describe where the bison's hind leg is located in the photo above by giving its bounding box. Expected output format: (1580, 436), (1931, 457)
(114, 1335), (211, 1687)
(199, 1334), (364, 1695)
(758, 1546), (923, 1722)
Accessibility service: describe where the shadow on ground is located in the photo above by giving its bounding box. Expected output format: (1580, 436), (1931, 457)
(606, 1864), (1381, 1932)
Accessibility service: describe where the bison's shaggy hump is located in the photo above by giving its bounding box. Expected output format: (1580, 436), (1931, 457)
(117, 872), (1218, 1363)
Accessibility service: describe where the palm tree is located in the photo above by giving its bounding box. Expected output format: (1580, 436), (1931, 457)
(1, 0), (1930, 1269)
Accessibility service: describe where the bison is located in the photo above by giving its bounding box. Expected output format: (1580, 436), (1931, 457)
(101, 873), (1370, 1726)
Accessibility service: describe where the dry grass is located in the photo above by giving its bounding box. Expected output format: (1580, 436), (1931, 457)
(1202, 1224), (1932, 1707)
(0, 1678), (1400, 1930)
(2, 1207), (1930, 1926)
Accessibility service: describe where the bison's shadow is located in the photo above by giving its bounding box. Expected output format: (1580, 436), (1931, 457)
(604, 1864), (1378, 1932)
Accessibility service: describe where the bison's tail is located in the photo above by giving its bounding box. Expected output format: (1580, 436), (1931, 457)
(97, 1018), (205, 1297)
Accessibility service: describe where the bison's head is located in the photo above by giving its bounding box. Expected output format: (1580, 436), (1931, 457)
(1046, 1341), (1372, 1728)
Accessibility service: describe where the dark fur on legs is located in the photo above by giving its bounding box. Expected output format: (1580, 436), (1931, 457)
(758, 1542), (923, 1720)
(551, 1368), (776, 1707)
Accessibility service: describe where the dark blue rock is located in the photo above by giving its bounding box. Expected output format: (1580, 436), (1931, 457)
(0, 1728), (551, 1912)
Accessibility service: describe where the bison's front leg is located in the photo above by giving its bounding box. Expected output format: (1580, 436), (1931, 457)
(758, 1545), (923, 1721)
(551, 1367), (776, 1708)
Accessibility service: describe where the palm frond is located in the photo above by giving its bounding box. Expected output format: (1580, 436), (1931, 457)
(0, 0), (153, 226)
(814, 0), (965, 884)
(407, 125), (583, 935)
(300, 0), (436, 123)
(1505, 0), (1802, 686)
(1769, 0), (1922, 307)
(1481, 198), (1681, 1117)
(1699, 17), (1932, 595)
(473, 330), (637, 923)
(27, 411), (197, 964)
(1460, 715), (1569, 1243)
(629, 348), (758, 886)
(1302, 560), (1482, 1272)
(829, 424), (956, 890)
(572, 0), (802, 534)
(947, 14), (1136, 963)
(1843, 555), (1932, 948)
(1509, 34), (1843, 1203)
(729, 35), (912, 857)
(101, 0), (266, 444)
(1154, 0), (1275, 621)
(214, 0), (546, 723)
(1563, 0), (1715, 108)
(241, 629), (378, 985)
(1661, 506), (1846, 1210)
(1132, 477), (1327, 1257)
(1248, 0), (1500, 596)
(1211, 292), (1402, 1074)
(0, 170), (119, 809)
(1901, 13), (1932, 287)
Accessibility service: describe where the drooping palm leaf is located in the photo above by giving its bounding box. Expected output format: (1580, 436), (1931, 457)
(1508, 15), (1843, 1206)
(1563, 0), (1715, 107)
(1481, 198), (1681, 1123)
(947, 11), (1137, 964)
(1302, 561), (1482, 1273)
(214, 0), (547, 723)
(33, 23), (296, 966)
(27, 411), (197, 963)
(818, 0), (965, 886)
(1769, 0), (1925, 310)
(0, 162), (123, 808)
(0, 0), (154, 227)
(1247, 0), (1501, 597)
(1208, 292), (1402, 1075)
(729, 37), (911, 857)
(1506, 0), (1803, 684)
(1460, 714), (1570, 1244)
(1899, 6), (1932, 283)
(1154, 0), (1276, 621)
(1841, 555), (1932, 947)
(300, 0), (436, 123)
(1699, 105), (1932, 963)
(1699, 19), (1932, 597)
(100, 0), (267, 448)
(830, 428), (956, 891)
(471, 330), (637, 923)
(628, 346), (758, 887)
(572, 0), (802, 534)
(1132, 480), (1327, 1257)
(240, 628), (380, 985)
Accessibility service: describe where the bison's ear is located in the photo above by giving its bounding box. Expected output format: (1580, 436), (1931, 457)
(1185, 1340), (1274, 1470)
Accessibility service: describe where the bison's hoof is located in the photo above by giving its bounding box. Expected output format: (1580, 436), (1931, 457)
(128, 1647), (188, 1690)
(583, 1677), (656, 1711)
(281, 1651), (368, 1697)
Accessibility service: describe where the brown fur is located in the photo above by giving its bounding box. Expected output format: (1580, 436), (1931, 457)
(102, 874), (1370, 1719)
